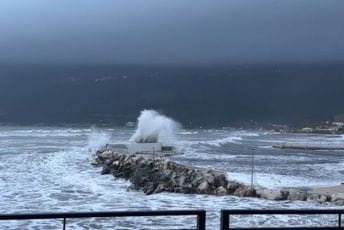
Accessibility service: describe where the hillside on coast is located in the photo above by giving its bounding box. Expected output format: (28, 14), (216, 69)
(0, 63), (343, 127)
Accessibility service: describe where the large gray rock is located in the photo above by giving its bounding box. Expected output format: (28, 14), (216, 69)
(130, 163), (152, 188)
(214, 174), (228, 188)
(307, 194), (330, 203)
(226, 181), (241, 194)
(234, 185), (256, 197)
(287, 189), (307, 201)
(203, 172), (215, 185)
(215, 186), (227, 196)
(100, 150), (114, 160)
(260, 189), (285, 200)
(331, 193), (344, 205)
(101, 164), (112, 175)
(180, 184), (194, 194)
(197, 181), (210, 194)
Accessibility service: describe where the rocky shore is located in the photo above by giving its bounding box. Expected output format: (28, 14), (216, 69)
(93, 147), (344, 205)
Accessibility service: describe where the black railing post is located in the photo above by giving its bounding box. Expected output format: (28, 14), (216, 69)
(196, 211), (206, 230)
(220, 210), (229, 230)
(339, 213), (342, 228)
(63, 217), (66, 230)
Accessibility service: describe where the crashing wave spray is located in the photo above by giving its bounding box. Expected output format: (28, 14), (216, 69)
(130, 110), (179, 144)
(87, 127), (111, 153)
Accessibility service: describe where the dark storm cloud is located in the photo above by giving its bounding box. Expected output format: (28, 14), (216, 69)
(0, 0), (343, 64)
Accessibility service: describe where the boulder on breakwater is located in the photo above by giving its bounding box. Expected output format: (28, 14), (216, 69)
(256, 185), (344, 205)
(93, 149), (256, 197)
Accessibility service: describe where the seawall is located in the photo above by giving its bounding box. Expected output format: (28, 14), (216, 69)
(93, 148), (256, 197)
(93, 147), (344, 205)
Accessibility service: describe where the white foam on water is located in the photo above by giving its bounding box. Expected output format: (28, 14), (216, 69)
(310, 161), (344, 173)
(178, 130), (199, 135)
(259, 145), (274, 149)
(197, 131), (259, 146)
(239, 132), (260, 137)
(200, 136), (243, 146)
(227, 172), (340, 189)
(0, 128), (91, 138)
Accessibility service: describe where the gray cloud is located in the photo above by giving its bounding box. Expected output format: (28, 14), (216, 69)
(0, 0), (343, 64)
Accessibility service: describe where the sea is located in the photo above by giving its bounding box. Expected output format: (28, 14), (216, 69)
(0, 126), (343, 229)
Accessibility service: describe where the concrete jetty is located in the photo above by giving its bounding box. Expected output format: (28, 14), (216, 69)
(273, 143), (344, 151)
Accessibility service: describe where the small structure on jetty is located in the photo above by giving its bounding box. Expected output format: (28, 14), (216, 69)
(105, 143), (176, 157)
(128, 143), (162, 154)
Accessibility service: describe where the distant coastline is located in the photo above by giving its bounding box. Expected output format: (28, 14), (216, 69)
(1, 63), (344, 127)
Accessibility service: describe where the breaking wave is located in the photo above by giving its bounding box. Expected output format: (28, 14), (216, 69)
(130, 110), (180, 144)
(200, 136), (243, 146)
(87, 127), (111, 153)
(199, 132), (259, 147)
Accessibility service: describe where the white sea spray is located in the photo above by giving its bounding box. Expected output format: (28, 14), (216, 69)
(87, 126), (111, 152)
(130, 110), (180, 144)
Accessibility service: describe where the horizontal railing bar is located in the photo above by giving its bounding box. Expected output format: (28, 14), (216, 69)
(222, 209), (344, 215)
(0, 210), (205, 220)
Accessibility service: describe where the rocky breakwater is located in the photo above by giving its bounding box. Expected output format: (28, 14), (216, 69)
(257, 185), (344, 205)
(94, 149), (256, 197)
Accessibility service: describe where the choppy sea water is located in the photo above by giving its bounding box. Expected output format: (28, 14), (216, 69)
(0, 126), (343, 229)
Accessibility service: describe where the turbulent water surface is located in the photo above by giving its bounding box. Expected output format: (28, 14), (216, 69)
(0, 126), (344, 229)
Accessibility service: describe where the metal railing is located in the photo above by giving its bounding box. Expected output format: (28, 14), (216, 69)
(2, 209), (344, 229)
(0, 210), (206, 230)
(220, 209), (344, 230)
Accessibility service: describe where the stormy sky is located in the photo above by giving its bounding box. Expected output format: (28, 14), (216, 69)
(1, 0), (343, 64)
